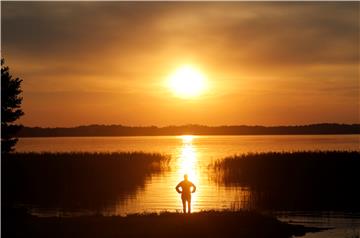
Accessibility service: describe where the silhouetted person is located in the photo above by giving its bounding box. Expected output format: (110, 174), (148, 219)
(175, 174), (196, 213)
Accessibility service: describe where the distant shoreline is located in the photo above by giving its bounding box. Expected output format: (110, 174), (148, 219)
(17, 123), (360, 137)
(17, 134), (360, 138)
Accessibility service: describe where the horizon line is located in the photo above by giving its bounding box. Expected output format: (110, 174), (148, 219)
(22, 122), (360, 129)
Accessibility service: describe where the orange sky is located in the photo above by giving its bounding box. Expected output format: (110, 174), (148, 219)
(2, 2), (359, 127)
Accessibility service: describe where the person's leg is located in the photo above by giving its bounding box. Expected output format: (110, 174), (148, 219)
(188, 198), (191, 213)
(182, 198), (186, 213)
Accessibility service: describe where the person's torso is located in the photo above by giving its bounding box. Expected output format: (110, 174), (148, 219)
(180, 180), (193, 195)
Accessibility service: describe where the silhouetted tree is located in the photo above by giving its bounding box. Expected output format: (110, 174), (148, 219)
(1, 58), (24, 153)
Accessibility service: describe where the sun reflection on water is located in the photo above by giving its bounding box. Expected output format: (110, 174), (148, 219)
(177, 135), (200, 211)
(178, 136), (197, 179)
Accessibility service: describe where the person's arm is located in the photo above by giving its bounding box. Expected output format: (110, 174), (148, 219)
(175, 182), (182, 194)
(191, 183), (196, 193)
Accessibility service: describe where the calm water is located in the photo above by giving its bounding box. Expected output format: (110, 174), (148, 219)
(16, 135), (360, 237)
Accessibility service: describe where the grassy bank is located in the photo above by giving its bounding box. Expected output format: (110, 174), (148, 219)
(211, 151), (360, 211)
(5, 210), (324, 238)
(3, 152), (170, 210)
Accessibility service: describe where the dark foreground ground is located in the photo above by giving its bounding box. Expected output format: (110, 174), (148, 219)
(5, 210), (325, 238)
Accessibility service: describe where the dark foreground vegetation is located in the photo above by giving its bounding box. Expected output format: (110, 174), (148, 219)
(3, 152), (170, 210)
(211, 151), (360, 211)
(18, 123), (360, 137)
(5, 210), (324, 238)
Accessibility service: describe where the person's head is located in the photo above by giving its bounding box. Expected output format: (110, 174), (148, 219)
(184, 174), (188, 181)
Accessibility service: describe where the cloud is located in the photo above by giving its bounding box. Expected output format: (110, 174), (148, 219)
(3, 2), (358, 65)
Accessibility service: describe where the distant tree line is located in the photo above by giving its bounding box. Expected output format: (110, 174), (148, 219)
(17, 123), (360, 137)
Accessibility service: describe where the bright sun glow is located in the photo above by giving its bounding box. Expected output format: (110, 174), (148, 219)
(168, 65), (206, 98)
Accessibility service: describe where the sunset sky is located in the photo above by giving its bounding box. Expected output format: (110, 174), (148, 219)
(2, 2), (359, 127)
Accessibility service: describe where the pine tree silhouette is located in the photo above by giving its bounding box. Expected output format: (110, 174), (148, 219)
(1, 58), (24, 153)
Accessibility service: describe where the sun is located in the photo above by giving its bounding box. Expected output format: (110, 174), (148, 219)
(168, 65), (206, 99)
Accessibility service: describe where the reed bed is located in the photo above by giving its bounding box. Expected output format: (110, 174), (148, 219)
(210, 151), (360, 211)
(4, 152), (170, 210)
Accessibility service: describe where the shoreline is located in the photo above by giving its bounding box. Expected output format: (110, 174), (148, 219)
(17, 133), (360, 138)
(5, 210), (327, 238)
(17, 124), (360, 137)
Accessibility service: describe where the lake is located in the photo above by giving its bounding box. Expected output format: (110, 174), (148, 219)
(16, 134), (360, 238)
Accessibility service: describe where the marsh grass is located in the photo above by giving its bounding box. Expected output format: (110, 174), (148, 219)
(210, 151), (360, 211)
(4, 152), (170, 210)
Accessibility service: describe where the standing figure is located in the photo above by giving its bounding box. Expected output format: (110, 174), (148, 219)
(175, 174), (196, 213)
